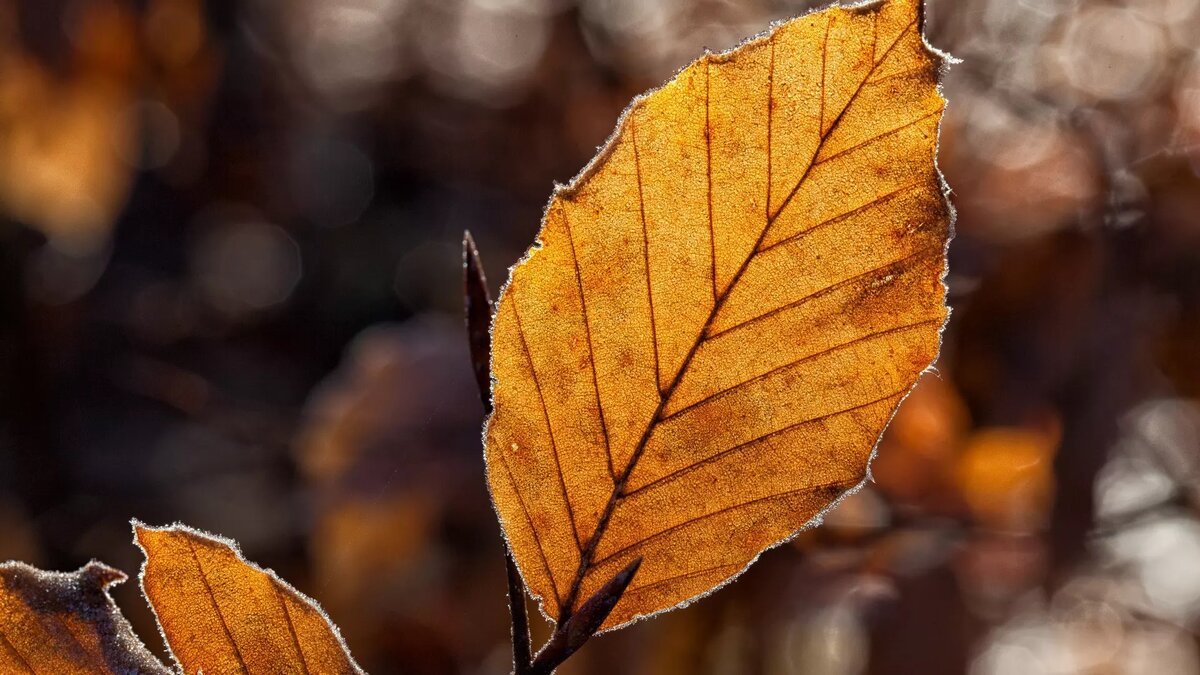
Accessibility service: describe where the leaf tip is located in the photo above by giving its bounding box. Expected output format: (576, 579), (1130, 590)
(129, 519), (172, 553)
(463, 229), (478, 260)
(620, 555), (643, 578)
(80, 560), (127, 589)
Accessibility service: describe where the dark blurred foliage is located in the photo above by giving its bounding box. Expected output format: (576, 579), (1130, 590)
(1, 0), (1199, 673)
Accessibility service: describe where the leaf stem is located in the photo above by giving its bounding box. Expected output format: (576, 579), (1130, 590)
(528, 557), (643, 675)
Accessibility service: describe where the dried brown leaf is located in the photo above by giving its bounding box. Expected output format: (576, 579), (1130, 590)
(0, 560), (170, 674)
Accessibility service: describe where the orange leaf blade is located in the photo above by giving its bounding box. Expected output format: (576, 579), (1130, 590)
(135, 522), (364, 675)
(0, 560), (170, 675)
(486, 0), (951, 631)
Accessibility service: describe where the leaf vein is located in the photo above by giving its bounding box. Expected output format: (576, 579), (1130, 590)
(623, 562), (741, 597)
(0, 629), (37, 674)
(819, 15), (829, 134)
(705, 59), (716, 303)
(564, 211), (615, 483)
(273, 584), (311, 675)
(61, 622), (108, 672)
(624, 388), (906, 499)
(868, 64), (927, 86)
(632, 118), (663, 393)
(766, 39), (775, 225)
(757, 178), (928, 256)
(184, 538), (250, 675)
(498, 449), (563, 606)
(813, 106), (943, 168)
(707, 246), (938, 343)
(767, 16), (917, 226)
(665, 316), (940, 422)
(594, 478), (858, 568)
(513, 302), (583, 552)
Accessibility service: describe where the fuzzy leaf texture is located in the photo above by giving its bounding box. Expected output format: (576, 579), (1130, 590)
(0, 561), (169, 674)
(0, 524), (362, 675)
(485, 0), (952, 632)
(135, 523), (364, 675)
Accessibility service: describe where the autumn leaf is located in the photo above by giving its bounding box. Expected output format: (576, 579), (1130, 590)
(2, 524), (363, 675)
(485, 0), (951, 632)
(135, 522), (364, 675)
(0, 560), (170, 674)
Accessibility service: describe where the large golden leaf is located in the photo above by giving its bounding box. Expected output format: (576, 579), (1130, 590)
(486, 0), (951, 630)
(0, 561), (170, 674)
(135, 523), (364, 674)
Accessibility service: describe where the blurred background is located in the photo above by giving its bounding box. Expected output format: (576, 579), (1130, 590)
(0, 0), (1198, 672)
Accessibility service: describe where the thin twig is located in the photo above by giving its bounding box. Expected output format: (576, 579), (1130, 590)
(505, 552), (533, 672)
(463, 231), (532, 674)
(464, 230), (496, 416)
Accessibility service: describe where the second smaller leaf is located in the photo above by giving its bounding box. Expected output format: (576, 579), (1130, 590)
(135, 522), (364, 675)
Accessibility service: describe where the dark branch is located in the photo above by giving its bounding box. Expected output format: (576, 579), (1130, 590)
(463, 231), (532, 675)
(463, 230), (494, 416)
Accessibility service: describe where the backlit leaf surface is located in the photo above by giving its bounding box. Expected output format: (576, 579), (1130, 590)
(0, 561), (169, 674)
(135, 523), (364, 675)
(485, 0), (951, 630)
